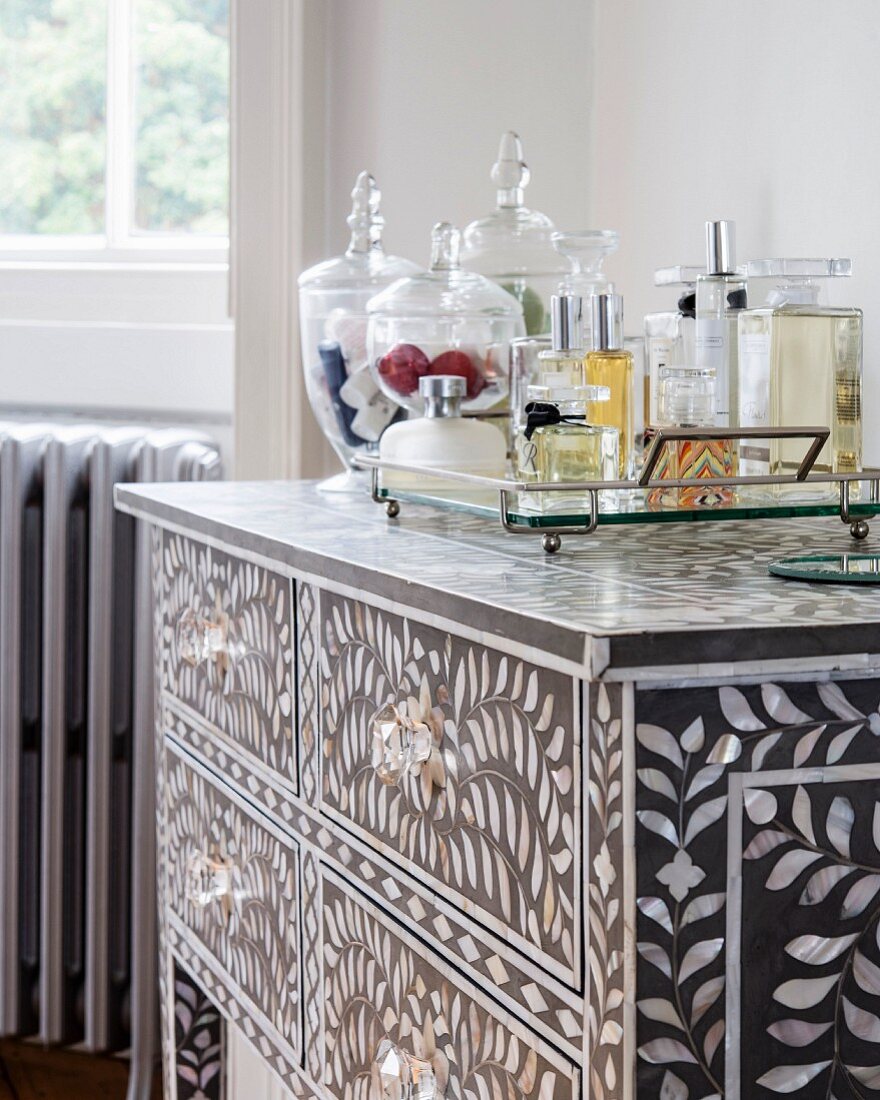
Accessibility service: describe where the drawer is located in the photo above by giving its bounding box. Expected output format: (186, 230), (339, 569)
(162, 531), (296, 793)
(164, 741), (301, 1059)
(321, 868), (579, 1100)
(319, 591), (581, 985)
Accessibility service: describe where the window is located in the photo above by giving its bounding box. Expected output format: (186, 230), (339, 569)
(0, 0), (229, 260)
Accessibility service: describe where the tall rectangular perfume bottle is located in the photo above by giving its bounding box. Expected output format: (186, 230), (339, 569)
(644, 265), (703, 427)
(536, 294), (587, 387)
(517, 381), (618, 514)
(695, 220), (747, 427)
(737, 258), (862, 494)
(647, 366), (734, 509)
(586, 293), (634, 478)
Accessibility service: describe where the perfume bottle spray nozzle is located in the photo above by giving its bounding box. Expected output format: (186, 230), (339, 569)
(705, 220), (736, 275)
(590, 293), (624, 351)
(549, 294), (583, 351)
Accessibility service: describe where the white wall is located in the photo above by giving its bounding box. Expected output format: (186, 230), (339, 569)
(319, 0), (595, 266)
(592, 0), (880, 461)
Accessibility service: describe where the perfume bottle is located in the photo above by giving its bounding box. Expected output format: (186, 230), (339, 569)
(379, 375), (507, 498)
(553, 230), (619, 347)
(585, 293), (635, 478)
(517, 380), (618, 514)
(537, 294), (587, 387)
(460, 132), (568, 335)
(644, 265), (703, 427)
(695, 220), (747, 427)
(647, 366), (735, 509)
(737, 259), (862, 494)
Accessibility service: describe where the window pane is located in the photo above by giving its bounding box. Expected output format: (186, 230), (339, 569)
(134, 0), (229, 236)
(0, 0), (107, 235)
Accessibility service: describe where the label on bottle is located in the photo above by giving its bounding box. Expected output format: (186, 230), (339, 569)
(647, 336), (675, 425)
(738, 331), (771, 470)
(696, 318), (728, 423)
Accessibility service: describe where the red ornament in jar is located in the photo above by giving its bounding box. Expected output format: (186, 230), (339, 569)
(377, 343), (430, 397)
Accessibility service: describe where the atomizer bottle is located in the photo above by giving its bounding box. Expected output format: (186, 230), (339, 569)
(585, 293), (635, 478)
(695, 220), (747, 427)
(644, 265), (703, 427)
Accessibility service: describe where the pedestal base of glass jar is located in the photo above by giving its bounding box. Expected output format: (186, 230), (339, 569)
(318, 467), (370, 493)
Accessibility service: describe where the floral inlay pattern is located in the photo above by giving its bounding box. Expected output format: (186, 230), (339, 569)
(174, 962), (223, 1100)
(320, 592), (580, 978)
(634, 678), (880, 1099)
(165, 748), (301, 1056)
(321, 876), (577, 1100)
(586, 682), (627, 1100)
(162, 532), (296, 789)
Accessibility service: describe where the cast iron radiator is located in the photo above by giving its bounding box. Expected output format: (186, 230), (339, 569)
(0, 424), (221, 1095)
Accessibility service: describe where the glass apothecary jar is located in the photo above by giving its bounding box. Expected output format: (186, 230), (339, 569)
(554, 229), (619, 346)
(460, 132), (568, 336)
(367, 222), (525, 415)
(297, 171), (421, 475)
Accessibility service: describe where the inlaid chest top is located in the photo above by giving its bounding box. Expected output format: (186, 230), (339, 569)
(116, 479), (880, 673)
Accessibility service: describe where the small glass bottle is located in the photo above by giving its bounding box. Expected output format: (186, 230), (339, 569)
(648, 367), (735, 509)
(586, 293), (635, 478)
(737, 258), (862, 496)
(379, 375), (507, 499)
(517, 381), (617, 514)
(553, 230), (619, 347)
(460, 132), (568, 336)
(695, 220), (747, 427)
(644, 265), (703, 428)
(537, 294), (587, 387)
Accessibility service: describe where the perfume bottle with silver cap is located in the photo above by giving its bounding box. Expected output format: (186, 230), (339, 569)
(695, 220), (747, 427)
(536, 294), (587, 387)
(737, 258), (862, 493)
(378, 374), (507, 497)
(585, 293), (635, 478)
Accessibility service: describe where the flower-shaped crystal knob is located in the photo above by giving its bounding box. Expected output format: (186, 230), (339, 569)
(176, 609), (231, 672)
(375, 1039), (439, 1099)
(370, 704), (433, 786)
(185, 849), (233, 920)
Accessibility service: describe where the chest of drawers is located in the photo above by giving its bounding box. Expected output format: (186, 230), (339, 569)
(117, 480), (880, 1100)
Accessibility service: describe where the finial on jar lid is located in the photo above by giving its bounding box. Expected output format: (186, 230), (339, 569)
(347, 170), (384, 253)
(430, 222), (461, 270)
(491, 131), (529, 208)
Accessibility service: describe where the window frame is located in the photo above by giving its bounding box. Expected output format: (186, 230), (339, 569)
(0, 0), (230, 266)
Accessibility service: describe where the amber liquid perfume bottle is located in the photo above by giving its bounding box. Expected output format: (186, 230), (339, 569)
(648, 366), (734, 509)
(586, 293), (634, 478)
(737, 258), (862, 497)
(695, 220), (747, 428)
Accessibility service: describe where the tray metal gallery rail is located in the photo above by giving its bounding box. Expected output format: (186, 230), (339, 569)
(354, 426), (880, 553)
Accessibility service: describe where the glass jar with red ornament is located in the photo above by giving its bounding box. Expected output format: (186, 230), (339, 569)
(297, 171), (421, 485)
(367, 222), (525, 417)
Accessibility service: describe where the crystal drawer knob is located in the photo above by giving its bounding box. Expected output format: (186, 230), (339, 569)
(185, 849), (233, 918)
(176, 609), (230, 670)
(370, 704), (433, 786)
(375, 1039), (440, 1099)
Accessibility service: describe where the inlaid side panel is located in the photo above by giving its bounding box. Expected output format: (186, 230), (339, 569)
(164, 744), (301, 1058)
(173, 962), (223, 1100)
(162, 531), (296, 791)
(321, 871), (579, 1100)
(320, 591), (581, 983)
(298, 582), (320, 805)
(634, 678), (880, 1099)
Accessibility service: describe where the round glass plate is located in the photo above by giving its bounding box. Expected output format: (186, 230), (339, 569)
(769, 554), (880, 584)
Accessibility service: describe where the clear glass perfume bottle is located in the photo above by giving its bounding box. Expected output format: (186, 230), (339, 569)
(537, 294), (588, 386)
(460, 132), (568, 336)
(585, 293), (635, 478)
(647, 366), (735, 509)
(644, 265), (703, 427)
(517, 381), (617, 514)
(695, 220), (747, 428)
(553, 230), (619, 347)
(737, 258), (862, 497)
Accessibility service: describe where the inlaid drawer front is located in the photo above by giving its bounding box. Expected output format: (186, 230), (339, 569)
(321, 872), (579, 1100)
(319, 591), (581, 982)
(164, 743), (301, 1057)
(162, 532), (296, 791)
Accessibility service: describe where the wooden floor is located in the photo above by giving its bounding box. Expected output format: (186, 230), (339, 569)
(0, 1042), (162, 1099)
